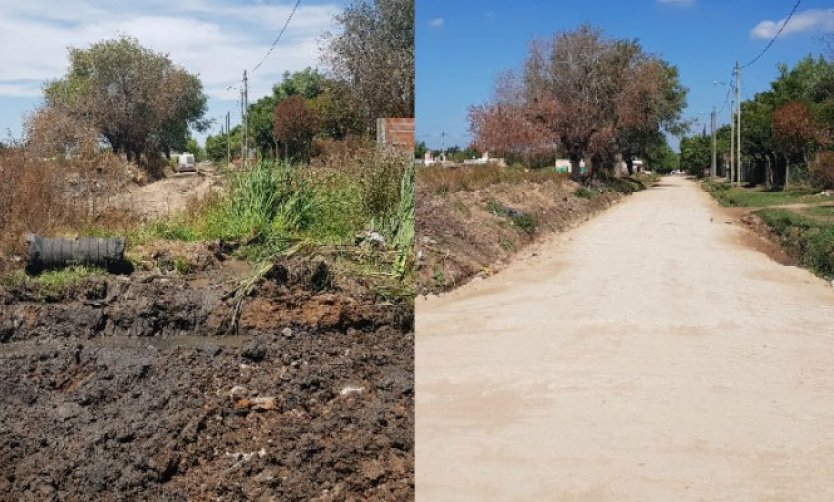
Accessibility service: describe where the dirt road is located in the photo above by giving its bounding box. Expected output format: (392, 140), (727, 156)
(110, 167), (220, 220)
(416, 176), (834, 501)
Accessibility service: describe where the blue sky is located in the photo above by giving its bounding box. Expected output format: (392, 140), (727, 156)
(0, 0), (344, 144)
(417, 0), (834, 151)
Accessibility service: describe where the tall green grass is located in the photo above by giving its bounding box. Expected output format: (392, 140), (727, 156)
(197, 162), (313, 245)
(390, 162), (414, 279)
(138, 153), (414, 279)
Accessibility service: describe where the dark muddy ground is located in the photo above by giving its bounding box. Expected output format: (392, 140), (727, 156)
(0, 258), (413, 501)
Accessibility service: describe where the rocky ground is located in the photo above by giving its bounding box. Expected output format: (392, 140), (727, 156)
(0, 255), (413, 501)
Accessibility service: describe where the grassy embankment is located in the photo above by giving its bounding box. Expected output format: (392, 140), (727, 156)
(703, 180), (834, 278)
(1, 148), (414, 297)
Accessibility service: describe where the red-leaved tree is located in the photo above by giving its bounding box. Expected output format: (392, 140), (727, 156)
(772, 101), (823, 188)
(274, 95), (320, 162)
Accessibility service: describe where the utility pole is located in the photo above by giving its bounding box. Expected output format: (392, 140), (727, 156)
(441, 131), (446, 161)
(240, 88), (245, 166)
(735, 61), (741, 186)
(710, 107), (717, 178)
(729, 99), (735, 184)
(242, 70), (249, 169)
(226, 111), (231, 167)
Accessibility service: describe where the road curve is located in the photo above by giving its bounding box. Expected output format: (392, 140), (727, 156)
(416, 176), (834, 501)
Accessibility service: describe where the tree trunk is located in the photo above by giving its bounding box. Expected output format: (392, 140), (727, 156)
(765, 155), (773, 189)
(784, 154), (791, 191)
(569, 153), (581, 181)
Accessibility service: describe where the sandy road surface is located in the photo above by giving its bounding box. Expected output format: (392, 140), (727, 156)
(110, 168), (219, 220)
(416, 176), (834, 501)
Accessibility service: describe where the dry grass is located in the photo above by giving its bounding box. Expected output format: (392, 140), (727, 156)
(0, 147), (137, 255)
(417, 164), (568, 194)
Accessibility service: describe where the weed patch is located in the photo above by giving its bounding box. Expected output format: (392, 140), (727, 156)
(575, 187), (596, 199)
(703, 180), (821, 207)
(1, 265), (105, 298)
(418, 164), (567, 194)
(486, 199), (538, 234)
(756, 209), (834, 278)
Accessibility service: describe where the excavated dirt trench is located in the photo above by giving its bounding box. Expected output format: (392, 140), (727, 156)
(0, 259), (413, 501)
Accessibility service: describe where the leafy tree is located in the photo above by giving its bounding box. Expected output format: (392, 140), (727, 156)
(773, 101), (823, 189)
(740, 93), (777, 185)
(247, 68), (362, 157)
(185, 138), (205, 161)
(614, 58), (688, 174)
(469, 70), (554, 164)
(414, 140), (427, 159)
(205, 125), (241, 163)
(24, 105), (100, 159)
(43, 36), (208, 166)
(494, 25), (686, 178)
(680, 135), (711, 176)
(309, 79), (364, 140)
(643, 137), (679, 174)
(247, 68), (329, 157)
(322, 0), (414, 131)
(274, 96), (320, 161)
(522, 25), (618, 178)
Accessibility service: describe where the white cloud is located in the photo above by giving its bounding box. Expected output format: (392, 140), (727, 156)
(429, 17), (444, 28)
(657, 0), (696, 6)
(751, 8), (834, 39)
(0, 0), (341, 100)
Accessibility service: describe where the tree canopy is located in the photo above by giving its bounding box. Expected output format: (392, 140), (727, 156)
(42, 36), (208, 164)
(469, 25), (687, 177)
(678, 52), (834, 188)
(322, 0), (414, 131)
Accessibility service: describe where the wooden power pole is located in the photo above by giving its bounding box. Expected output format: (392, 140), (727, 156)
(735, 61), (741, 186)
(710, 107), (717, 178)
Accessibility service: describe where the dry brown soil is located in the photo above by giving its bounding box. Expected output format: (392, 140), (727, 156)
(109, 163), (222, 221)
(416, 178), (621, 295)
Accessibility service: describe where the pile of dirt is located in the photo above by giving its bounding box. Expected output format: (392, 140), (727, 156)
(416, 179), (622, 294)
(0, 257), (413, 500)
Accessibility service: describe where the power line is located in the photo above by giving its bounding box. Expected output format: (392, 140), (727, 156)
(740, 0), (801, 69)
(718, 76), (734, 115)
(251, 0), (302, 74)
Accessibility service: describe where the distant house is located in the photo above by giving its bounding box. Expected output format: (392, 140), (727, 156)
(555, 159), (587, 174)
(616, 159), (645, 175)
(554, 158), (646, 175)
(463, 151), (506, 167)
(423, 151), (437, 166)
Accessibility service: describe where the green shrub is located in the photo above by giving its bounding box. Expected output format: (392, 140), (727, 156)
(486, 198), (537, 234)
(173, 256), (191, 275)
(602, 177), (641, 193)
(511, 213), (537, 234)
(575, 187), (595, 199)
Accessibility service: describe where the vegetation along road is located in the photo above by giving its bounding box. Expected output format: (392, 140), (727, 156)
(416, 175), (834, 501)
